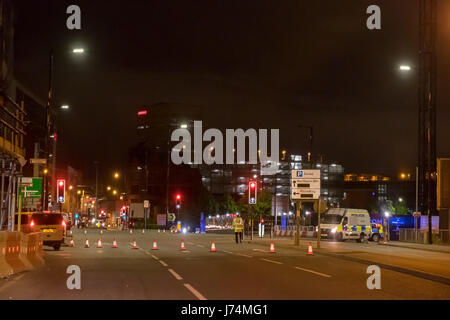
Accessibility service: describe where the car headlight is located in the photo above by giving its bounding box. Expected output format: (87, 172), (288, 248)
(331, 227), (337, 233)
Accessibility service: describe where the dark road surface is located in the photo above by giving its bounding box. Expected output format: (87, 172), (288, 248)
(1, 229), (449, 300)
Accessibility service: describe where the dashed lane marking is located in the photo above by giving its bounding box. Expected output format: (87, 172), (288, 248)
(159, 260), (168, 267)
(260, 258), (283, 265)
(222, 250), (234, 254)
(184, 283), (207, 300)
(168, 269), (183, 280)
(196, 244), (205, 248)
(253, 248), (266, 253)
(294, 266), (332, 278)
(237, 253), (252, 258)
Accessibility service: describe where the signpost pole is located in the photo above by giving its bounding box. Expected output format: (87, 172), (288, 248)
(317, 198), (321, 249)
(295, 201), (300, 246)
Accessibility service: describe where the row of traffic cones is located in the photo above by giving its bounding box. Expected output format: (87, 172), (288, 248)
(71, 238), (314, 255)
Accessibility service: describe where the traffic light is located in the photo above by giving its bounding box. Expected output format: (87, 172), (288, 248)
(120, 206), (127, 217)
(260, 218), (265, 224)
(176, 194), (181, 209)
(249, 181), (257, 204)
(57, 179), (66, 203)
(99, 209), (105, 218)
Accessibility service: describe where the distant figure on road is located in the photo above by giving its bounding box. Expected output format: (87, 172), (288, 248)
(232, 213), (244, 244)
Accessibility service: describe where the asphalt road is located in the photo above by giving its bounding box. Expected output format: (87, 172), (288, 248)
(0, 229), (449, 300)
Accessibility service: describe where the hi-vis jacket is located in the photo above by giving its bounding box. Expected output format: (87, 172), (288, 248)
(232, 217), (244, 232)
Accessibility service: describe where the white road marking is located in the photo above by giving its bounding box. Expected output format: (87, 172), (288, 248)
(168, 269), (183, 280)
(237, 253), (252, 258)
(187, 242), (195, 245)
(222, 250), (234, 254)
(196, 244), (205, 248)
(159, 260), (168, 267)
(253, 248), (266, 253)
(294, 266), (332, 278)
(184, 283), (207, 300)
(260, 258), (283, 265)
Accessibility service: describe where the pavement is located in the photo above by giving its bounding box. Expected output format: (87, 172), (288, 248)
(0, 229), (449, 300)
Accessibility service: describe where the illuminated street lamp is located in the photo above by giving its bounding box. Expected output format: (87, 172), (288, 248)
(114, 172), (120, 179)
(113, 190), (118, 195)
(107, 186), (111, 191)
(399, 65), (411, 71)
(61, 105), (69, 110)
(72, 48), (85, 54)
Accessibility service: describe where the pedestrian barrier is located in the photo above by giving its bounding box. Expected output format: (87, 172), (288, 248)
(0, 231), (44, 279)
(273, 230), (317, 238)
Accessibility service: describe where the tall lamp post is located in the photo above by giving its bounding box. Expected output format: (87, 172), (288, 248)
(45, 48), (84, 210)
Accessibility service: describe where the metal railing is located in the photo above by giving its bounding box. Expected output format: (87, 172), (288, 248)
(399, 228), (450, 244)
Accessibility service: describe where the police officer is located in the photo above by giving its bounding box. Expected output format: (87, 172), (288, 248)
(232, 213), (244, 244)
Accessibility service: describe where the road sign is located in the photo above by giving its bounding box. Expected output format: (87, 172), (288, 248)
(291, 170), (321, 200)
(167, 213), (176, 222)
(144, 200), (150, 208)
(292, 179), (321, 189)
(18, 177), (42, 199)
(291, 169), (321, 179)
(30, 158), (47, 165)
(413, 212), (422, 217)
(291, 188), (321, 200)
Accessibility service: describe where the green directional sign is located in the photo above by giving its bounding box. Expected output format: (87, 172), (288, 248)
(18, 177), (42, 198)
(167, 213), (176, 222)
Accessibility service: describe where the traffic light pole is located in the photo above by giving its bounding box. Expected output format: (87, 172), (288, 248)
(295, 201), (300, 246)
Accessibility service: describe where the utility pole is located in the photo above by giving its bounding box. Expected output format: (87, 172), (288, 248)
(418, 0), (437, 244)
(44, 50), (54, 210)
(94, 161), (99, 216)
(294, 201), (300, 246)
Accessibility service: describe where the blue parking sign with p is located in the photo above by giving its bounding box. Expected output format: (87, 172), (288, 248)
(296, 171), (303, 177)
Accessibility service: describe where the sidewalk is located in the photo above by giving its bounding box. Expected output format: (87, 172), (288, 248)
(377, 241), (450, 254)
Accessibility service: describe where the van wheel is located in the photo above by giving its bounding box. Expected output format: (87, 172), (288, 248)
(356, 232), (365, 243)
(335, 232), (343, 242)
(372, 233), (380, 242)
(53, 242), (61, 251)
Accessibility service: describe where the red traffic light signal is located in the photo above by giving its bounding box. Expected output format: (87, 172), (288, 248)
(249, 181), (257, 204)
(175, 194), (181, 208)
(260, 218), (265, 224)
(57, 179), (66, 203)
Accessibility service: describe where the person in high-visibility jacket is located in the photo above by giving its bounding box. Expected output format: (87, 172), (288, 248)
(232, 213), (244, 244)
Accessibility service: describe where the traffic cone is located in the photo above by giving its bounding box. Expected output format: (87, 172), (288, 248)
(163, 229), (165, 233)
(152, 240), (158, 250)
(97, 239), (103, 248)
(129, 229), (133, 234)
(158, 229), (160, 233)
(69, 239), (74, 247)
(142, 229), (145, 234)
(210, 241), (216, 252)
(84, 239), (89, 248)
(270, 242), (276, 253)
(112, 239), (118, 248)
(84, 229), (87, 235)
(181, 241), (186, 251)
(307, 242), (313, 255)
(100, 229), (103, 235)
(132, 240), (138, 249)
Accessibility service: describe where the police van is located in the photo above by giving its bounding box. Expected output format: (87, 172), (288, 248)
(320, 208), (372, 242)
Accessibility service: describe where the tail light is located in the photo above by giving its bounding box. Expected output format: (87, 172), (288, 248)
(62, 220), (66, 227)
(30, 220), (35, 227)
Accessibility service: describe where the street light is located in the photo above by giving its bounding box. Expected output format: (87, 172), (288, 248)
(72, 48), (85, 54)
(399, 65), (411, 71)
(107, 186), (111, 191)
(114, 172), (120, 179)
(60, 105), (70, 110)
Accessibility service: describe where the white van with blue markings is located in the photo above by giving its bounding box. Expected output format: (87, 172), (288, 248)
(320, 208), (372, 242)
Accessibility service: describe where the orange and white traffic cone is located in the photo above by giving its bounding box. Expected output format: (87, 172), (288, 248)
(84, 229), (87, 235)
(112, 239), (118, 248)
(142, 229), (145, 234)
(84, 239), (89, 248)
(132, 240), (138, 249)
(97, 239), (103, 248)
(270, 242), (276, 253)
(210, 241), (216, 252)
(69, 239), (74, 247)
(100, 229), (103, 235)
(129, 229), (133, 235)
(181, 241), (186, 251)
(307, 242), (313, 255)
(152, 240), (158, 250)
(158, 229), (160, 233)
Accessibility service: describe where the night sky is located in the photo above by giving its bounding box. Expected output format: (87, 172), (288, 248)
(13, 0), (450, 182)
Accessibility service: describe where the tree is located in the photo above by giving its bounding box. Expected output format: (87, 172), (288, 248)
(394, 201), (409, 215)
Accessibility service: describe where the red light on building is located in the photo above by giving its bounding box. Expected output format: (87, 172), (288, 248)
(137, 110), (148, 116)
